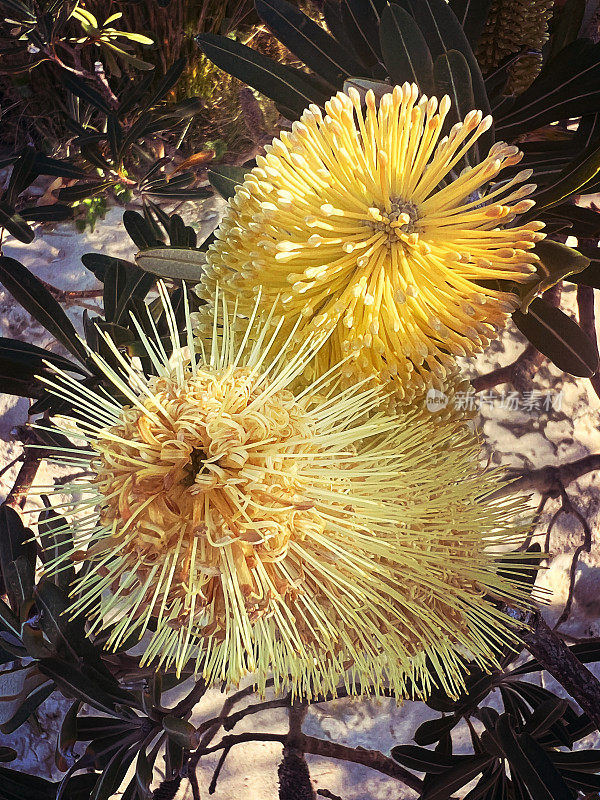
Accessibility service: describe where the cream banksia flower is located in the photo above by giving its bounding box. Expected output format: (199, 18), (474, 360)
(37, 287), (534, 700)
(198, 83), (545, 402)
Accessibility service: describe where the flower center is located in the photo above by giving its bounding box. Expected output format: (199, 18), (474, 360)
(364, 198), (420, 244)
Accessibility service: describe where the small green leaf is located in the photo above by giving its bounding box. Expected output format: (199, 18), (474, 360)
(518, 240), (590, 311)
(135, 248), (206, 281)
(208, 165), (251, 200)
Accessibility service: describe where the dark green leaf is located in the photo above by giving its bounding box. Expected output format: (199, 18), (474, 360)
(421, 755), (493, 800)
(400, 0), (492, 151)
(63, 74), (113, 115)
(5, 555), (35, 611)
(0, 203), (34, 244)
(0, 766), (56, 800)
(208, 165), (251, 200)
(561, 769), (600, 793)
(77, 717), (139, 741)
(0, 505), (36, 611)
(547, 0), (586, 64)
(550, 749), (600, 773)
(522, 698), (570, 738)
(526, 137), (600, 214)
(343, 0), (386, 66)
(20, 205), (73, 223)
(433, 50), (475, 163)
(33, 155), (91, 180)
(414, 714), (459, 746)
(135, 747), (154, 798)
(123, 210), (163, 250)
(5, 146), (37, 206)
(462, 763), (503, 800)
(91, 744), (137, 800)
(512, 296), (599, 378)
(391, 744), (471, 773)
(0, 256), (89, 363)
(256, 0), (363, 87)
(162, 716), (197, 750)
(38, 659), (131, 718)
(57, 182), (115, 202)
(0, 338), (86, 375)
(103, 261), (129, 324)
(195, 32), (325, 117)
(495, 716), (573, 800)
(380, 4), (434, 94)
(448, 0), (493, 50)
(496, 41), (600, 139)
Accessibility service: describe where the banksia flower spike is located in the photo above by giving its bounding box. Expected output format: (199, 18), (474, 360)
(477, 0), (554, 94)
(198, 83), (545, 402)
(37, 287), (534, 700)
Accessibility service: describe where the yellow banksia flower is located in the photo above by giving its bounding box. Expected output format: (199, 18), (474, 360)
(477, 0), (554, 93)
(37, 288), (533, 700)
(198, 83), (545, 402)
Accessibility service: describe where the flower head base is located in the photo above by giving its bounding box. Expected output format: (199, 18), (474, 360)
(199, 83), (544, 401)
(38, 288), (535, 700)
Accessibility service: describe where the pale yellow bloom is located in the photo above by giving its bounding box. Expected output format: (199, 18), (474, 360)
(37, 289), (534, 699)
(199, 83), (544, 401)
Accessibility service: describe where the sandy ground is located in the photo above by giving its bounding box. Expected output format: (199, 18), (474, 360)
(1, 203), (600, 798)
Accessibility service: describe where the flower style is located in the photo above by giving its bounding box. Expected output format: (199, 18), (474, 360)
(198, 83), (545, 401)
(38, 288), (534, 700)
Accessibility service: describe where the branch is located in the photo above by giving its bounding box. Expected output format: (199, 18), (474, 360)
(4, 449), (42, 510)
(522, 612), (600, 730)
(472, 343), (545, 392)
(199, 733), (423, 795)
(490, 453), (600, 499)
(472, 283), (562, 392)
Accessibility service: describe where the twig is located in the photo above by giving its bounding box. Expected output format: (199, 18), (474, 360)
(522, 612), (600, 730)
(317, 792), (343, 800)
(552, 486), (593, 630)
(222, 694), (291, 731)
(208, 744), (231, 795)
(576, 284), (600, 401)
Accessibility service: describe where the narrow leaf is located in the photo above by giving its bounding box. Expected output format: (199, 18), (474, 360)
(0, 256), (88, 363)
(512, 296), (599, 377)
